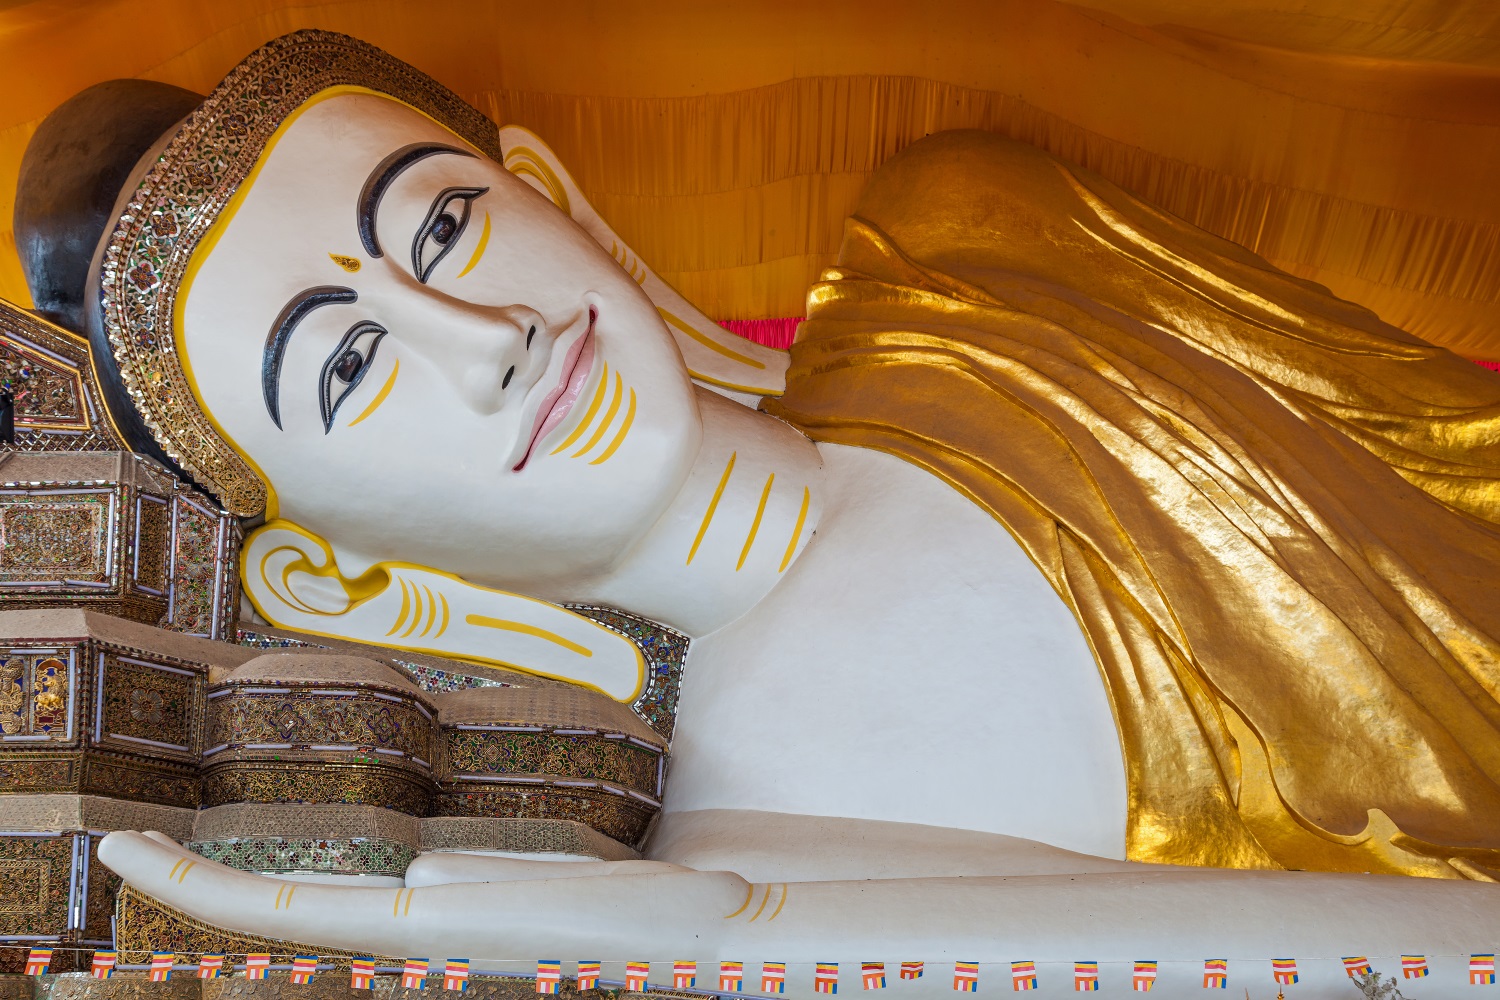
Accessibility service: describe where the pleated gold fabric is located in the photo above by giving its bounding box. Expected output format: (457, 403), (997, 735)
(765, 131), (1500, 878)
(2, 0), (1500, 357)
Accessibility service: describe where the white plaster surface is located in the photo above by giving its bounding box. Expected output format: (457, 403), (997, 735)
(659, 444), (1126, 859)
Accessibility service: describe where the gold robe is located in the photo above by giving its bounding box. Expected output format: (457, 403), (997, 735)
(765, 131), (1500, 879)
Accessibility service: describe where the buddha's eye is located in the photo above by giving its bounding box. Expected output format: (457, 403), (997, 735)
(411, 185), (487, 284)
(319, 320), (388, 433)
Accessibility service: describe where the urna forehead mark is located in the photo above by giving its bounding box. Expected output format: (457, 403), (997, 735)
(357, 141), (477, 257)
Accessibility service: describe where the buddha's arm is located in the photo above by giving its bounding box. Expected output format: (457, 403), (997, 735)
(242, 520), (645, 700)
(100, 832), (1497, 969)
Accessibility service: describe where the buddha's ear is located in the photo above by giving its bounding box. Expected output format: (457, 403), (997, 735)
(498, 124), (787, 400)
(241, 520), (646, 702)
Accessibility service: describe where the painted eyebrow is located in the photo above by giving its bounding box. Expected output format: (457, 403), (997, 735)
(263, 285), (358, 429)
(357, 142), (477, 257)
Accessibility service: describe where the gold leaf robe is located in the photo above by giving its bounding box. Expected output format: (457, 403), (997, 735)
(764, 131), (1500, 879)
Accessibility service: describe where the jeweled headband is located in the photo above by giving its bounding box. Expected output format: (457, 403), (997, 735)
(92, 30), (500, 516)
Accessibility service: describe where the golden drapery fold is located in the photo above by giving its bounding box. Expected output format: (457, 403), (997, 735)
(765, 131), (1500, 878)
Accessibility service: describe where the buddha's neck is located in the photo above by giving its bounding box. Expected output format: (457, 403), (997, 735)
(577, 388), (824, 636)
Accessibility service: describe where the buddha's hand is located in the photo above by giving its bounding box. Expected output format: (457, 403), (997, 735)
(242, 520), (646, 700)
(99, 832), (745, 961)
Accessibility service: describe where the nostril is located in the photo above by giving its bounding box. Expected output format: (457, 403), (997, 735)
(526, 325), (536, 349)
(502, 366), (515, 389)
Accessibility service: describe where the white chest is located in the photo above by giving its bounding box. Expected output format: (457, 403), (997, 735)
(659, 444), (1128, 859)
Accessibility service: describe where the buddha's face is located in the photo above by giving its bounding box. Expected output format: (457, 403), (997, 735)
(179, 91), (700, 589)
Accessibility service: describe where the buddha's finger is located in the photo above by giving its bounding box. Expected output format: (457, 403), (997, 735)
(405, 852), (693, 887)
(99, 831), (746, 962)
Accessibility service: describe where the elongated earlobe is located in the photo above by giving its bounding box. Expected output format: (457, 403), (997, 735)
(241, 519), (645, 701)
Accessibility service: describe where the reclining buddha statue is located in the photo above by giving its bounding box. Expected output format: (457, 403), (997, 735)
(13, 27), (1500, 993)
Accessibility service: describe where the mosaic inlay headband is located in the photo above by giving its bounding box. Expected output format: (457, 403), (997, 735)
(93, 30), (500, 516)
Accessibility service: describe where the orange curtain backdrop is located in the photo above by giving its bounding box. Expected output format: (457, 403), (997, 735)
(0, 0), (1498, 359)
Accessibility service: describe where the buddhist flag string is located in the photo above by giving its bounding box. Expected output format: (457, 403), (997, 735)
(197, 954), (225, 979)
(1011, 961), (1038, 991)
(952, 961), (978, 992)
(1402, 955), (1430, 979)
(900, 962), (924, 980)
(291, 955), (319, 985)
(402, 959), (429, 989)
(245, 953), (271, 980)
(577, 962), (601, 991)
(90, 951), (117, 980)
(626, 961), (650, 992)
(762, 961), (787, 993)
(675, 960), (698, 989)
(535, 960), (561, 995)
(1072, 961), (1098, 992)
(719, 960), (744, 992)
(24, 949), (52, 976)
(1271, 958), (1298, 985)
(445, 959), (471, 992)
(351, 958), (377, 990)
(1473, 955), (1497, 986)
(862, 962), (887, 990)
(815, 962), (840, 994)
(1132, 961), (1157, 992)
(149, 952), (175, 983)
(1202, 959), (1228, 989)
(1342, 957), (1371, 978)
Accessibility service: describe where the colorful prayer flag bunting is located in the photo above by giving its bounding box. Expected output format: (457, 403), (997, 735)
(953, 961), (979, 992)
(1074, 962), (1099, 992)
(720, 961), (744, 992)
(1271, 959), (1298, 985)
(577, 962), (601, 991)
(1474, 955), (1497, 986)
(403, 959), (430, 989)
(816, 962), (840, 994)
(91, 951), (117, 980)
(150, 952), (176, 982)
(246, 954), (271, 980)
(626, 961), (650, 992)
(537, 960), (562, 994)
(445, 960), (471, 992)
(674, 961), (698, 989)
(762, 962), (787, 993)
(198, 954), (225, 979)
(1402, 956), (1429, 980)
(863, 962), (886, 990)
(351, 958), (377, 990)
(291, 956), (319, 985)
(24, 949), (52, 976)
(1202, 959), (1228, 989)
(1132, 962), (1157, 992)
(1342, 958), (1371, 979)
(901, 963), (924, 980)
(1011, 962), (1038, 992)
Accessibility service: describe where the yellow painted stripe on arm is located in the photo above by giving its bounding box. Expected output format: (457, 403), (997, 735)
(573, 370), (622, 457)
(659, 308), (766, 369)
(686, 452), (736, 566)
(551, 362), (609, 454)
(723, 882), (754, 919)
(768, 883), (789, 921)
(386, 578), (411, 636)
(274, 885), (286, 910)
(404, 889), (415, 915)
(465, 615), (592, 657)
(400, 583), (425, 639)
(590, 388), (636, 465)
(748, 884), (772, 921)
(436, 592), (451, 637)
(737, 473), (775, 571)
(347, 359), (399, 427)
(392, 889), (404, 917)
(283, 885), (296, 909)
(456, 211), (491, 278)
(779, 487), (811, 573)
(168, 859), (185, 881)
(176, 862), (195, 883)
(421, 585), (437, 636)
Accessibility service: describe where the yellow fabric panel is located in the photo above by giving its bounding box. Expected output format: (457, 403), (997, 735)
(766, 131), (1500, 875)
(0, 0), (1498, 357)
